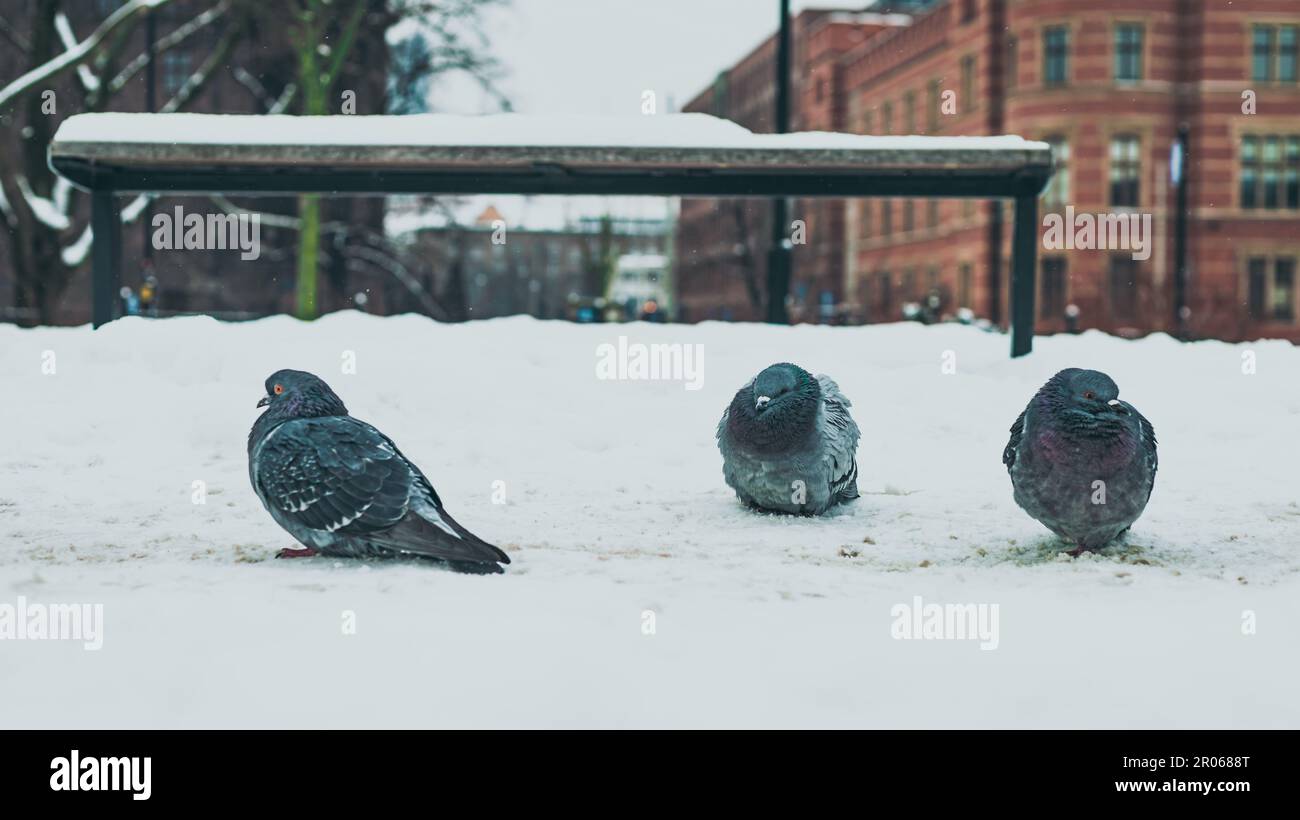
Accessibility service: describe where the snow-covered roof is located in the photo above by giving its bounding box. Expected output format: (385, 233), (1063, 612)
(617, 253), (669, 270)
(824, 11), (913, 26)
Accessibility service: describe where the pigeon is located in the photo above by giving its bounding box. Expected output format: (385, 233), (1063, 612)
(247, 369), (510, 574)
(1002, 368), (1157, 554)
(716, 362), (860, 515)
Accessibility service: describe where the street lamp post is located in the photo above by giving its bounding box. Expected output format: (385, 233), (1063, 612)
(765, 0), (792, 324)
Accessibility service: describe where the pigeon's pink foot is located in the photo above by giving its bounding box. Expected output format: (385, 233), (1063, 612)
(275, 547), (319, 559)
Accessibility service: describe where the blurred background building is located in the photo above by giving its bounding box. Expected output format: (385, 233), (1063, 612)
(676, 0), (1300, 342)
(676, 5), (916, 323)
(3, 0), (1298, 343)
(391, 202), (673, 322)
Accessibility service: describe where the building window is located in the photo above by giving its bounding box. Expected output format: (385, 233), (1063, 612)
(879, 271), (892, 314)
(162, 51), (192, 95)
(961, 55), (976, 113)
(1248, 257), (1268, 318)
(1276, 259), (1296, 320)
(903, 200), (914, 232)
(1253, 24), (1298, 82)
(958, 263), (972, 308)
(1253, 25), (1275, 81)
(1042, 135), (1070, 207)
(1006, 35), (1018, 91)
(1285, 26), (1300, 83)
(1043, 26), (1069, 86)
(1241, 135), (1300, 209)
(1041, 257), (1067, 318)
(1109, 134), (1141, 207)
(1290, 137), (1300, 208)
(1247, 257), (1296, 321)
(1263, 137), (1281, 209)
(1109, 256), (1139, 321)
(904, 90), (916, 134)
(961, 0), (976, 24)
(882, 102), (893, 135)
(1253, 26), (1274, 81)
(881, 200), (893, 235)
(1114, 23), (1143, 82)
(927, 199), (939, 229)
(902, 269), (916, 302)
(862, 111), (873, 135)
(859, 200), (873, 239)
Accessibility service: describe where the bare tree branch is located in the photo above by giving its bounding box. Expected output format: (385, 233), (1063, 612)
(107, 0), (229, 95)
(268, 82), (297, 114)
(207, 194), (447, 318)
(321, 0), (367, 94)
(0, 14), (31, 53)
(0, 0), (177, 110)
(231, 66), (275, 109)
(342, 242), (447, 319)
(160, 22), (242, 112)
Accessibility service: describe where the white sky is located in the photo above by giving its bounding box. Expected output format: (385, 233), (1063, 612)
(433, 0), (836, 116)
(425, 0), (840, 227)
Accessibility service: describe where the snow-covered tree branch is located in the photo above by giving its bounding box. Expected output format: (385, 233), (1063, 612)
(107, 0), (229, 97)
(0, 0), (175, 111)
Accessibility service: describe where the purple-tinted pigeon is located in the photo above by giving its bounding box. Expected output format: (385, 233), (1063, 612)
(1003, 368), (1157, 553)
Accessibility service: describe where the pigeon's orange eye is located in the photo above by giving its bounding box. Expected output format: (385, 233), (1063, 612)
(1083, 391), (1096, 400)
(274, 384), (284, 395)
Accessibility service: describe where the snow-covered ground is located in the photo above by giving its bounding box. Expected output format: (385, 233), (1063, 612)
(1, 314), (1297, 728)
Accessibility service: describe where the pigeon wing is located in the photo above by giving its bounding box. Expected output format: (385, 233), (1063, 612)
(816, 374), (860, 499)
(1003, 408), (1027, 471)
(256, 416), (508, 567)
(388, 460), (511, 567)
(1136, 407), (1158, 502)
(255, 416), (411, 535)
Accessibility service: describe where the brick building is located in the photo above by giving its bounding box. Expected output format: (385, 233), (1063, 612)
(675, 7), (913, 322)
(680, 0), (1300, 343)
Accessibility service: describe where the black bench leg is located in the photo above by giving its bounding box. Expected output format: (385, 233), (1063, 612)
(91, 190), (121, 329)
(1010, 193), (1038, 358)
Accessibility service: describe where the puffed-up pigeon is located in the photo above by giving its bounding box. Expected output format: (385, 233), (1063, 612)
(716, 362), (860, 515)
(1003, 368), (1157, 554)
(247, 369), (509, 573)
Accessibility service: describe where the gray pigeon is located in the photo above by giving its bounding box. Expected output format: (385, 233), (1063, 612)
(247, 369), (509, 573)
(1003, 368), (1157, 554)
(716, 363), (860, 515)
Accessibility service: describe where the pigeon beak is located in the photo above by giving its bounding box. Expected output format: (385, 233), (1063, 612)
(755, 395), (771, 411)
(256, 395), (270, 408)
(1106, 399), (1128, 415)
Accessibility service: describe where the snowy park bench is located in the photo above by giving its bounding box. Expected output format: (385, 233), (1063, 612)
(48, 112), (1053, 355)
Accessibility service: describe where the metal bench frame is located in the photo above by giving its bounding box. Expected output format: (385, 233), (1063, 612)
(49, 113), (1052, 356)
